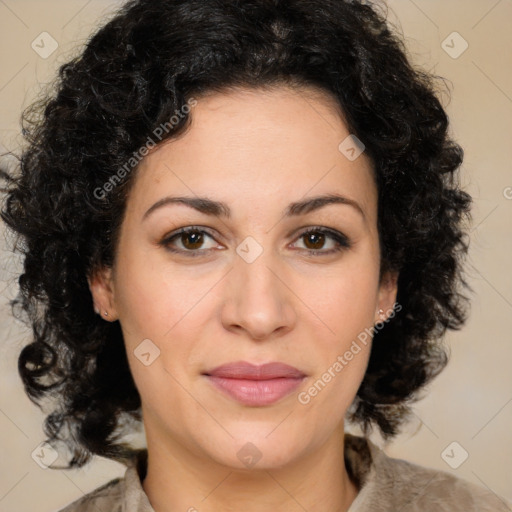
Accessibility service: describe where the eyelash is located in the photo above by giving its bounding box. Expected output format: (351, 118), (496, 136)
(159, 226), (351, 258)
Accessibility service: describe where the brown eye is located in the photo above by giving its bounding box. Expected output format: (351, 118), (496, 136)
(291, 227), (351, 256)
(302, 231), (326, 250)
(180, 230), (205, 250)
(160, 227), (219, 257)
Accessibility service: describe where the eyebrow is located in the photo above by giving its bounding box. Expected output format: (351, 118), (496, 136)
(142, 193), (366, 222)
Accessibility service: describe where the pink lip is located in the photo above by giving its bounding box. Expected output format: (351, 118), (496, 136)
(203, 361), (306, 406)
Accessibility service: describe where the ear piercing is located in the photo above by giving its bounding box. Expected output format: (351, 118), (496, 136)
(374, 308), (385, 328)
(93, 303), (109, 317)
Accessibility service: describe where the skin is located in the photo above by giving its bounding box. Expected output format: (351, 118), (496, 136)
(89, 84), (398, 512)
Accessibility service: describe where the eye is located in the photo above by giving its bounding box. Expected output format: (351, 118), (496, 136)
(290, 227), (351, 256)
(160, 226), (220, 257)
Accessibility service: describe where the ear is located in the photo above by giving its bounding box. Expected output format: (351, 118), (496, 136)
(375, 269), (399, 324)
(87, 266), (118, 320)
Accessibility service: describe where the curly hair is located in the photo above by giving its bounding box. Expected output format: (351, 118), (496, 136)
(0, 0), (472, 468)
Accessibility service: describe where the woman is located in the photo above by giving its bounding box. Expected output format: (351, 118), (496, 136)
(1, 0), (510, 510)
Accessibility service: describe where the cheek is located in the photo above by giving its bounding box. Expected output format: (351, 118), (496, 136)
(112, 246), (211, 388)
(298, 251), (379, 393)
(113, 245), (205, 343)
(297, 323), (372, 429)
(304, 251), (380, 333)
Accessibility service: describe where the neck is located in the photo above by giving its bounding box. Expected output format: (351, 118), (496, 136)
(141, 421), (359, 512)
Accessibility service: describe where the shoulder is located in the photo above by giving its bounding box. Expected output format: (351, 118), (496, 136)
(363, 439), (512, 512)
(56, 450), (151, 512)
(57, 476), (124, 512)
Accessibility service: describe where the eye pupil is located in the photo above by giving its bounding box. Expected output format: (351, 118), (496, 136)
(304, 232), (325, 250)
(182, 231), (204, 250)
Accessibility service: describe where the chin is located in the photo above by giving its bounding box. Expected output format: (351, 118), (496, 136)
(201, 429), (303, 471)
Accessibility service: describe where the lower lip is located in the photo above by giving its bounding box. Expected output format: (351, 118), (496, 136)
(204, 376), (305, 406)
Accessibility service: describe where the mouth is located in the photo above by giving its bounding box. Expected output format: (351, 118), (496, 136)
(202, 361), (306, 406)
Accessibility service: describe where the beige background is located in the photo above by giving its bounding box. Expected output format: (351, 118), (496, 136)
(1, 1), (511, 510)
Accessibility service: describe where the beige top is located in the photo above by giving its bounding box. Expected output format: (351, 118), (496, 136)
(58, 433), (512, 511)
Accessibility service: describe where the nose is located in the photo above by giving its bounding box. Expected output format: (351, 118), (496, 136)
(220, 249), (297, 341)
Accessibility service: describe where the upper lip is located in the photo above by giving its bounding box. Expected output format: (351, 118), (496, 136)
(203, 361), (306, 380)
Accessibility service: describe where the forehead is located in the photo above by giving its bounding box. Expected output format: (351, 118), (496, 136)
(128, 85), (377, 223)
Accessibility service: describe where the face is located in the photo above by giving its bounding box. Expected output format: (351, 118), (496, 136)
(89, 85), (397, 470)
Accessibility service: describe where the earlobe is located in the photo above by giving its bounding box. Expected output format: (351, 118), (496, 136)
(87, 266), (117, 320)
(376, 270), (399, 323)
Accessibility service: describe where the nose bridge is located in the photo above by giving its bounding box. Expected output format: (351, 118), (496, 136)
(222, 237), (295, 338)
(237, 241), (278, 297)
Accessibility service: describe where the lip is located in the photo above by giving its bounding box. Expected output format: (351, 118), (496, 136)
(203, 361), (306, 406)
(204, 361), (305, 379)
